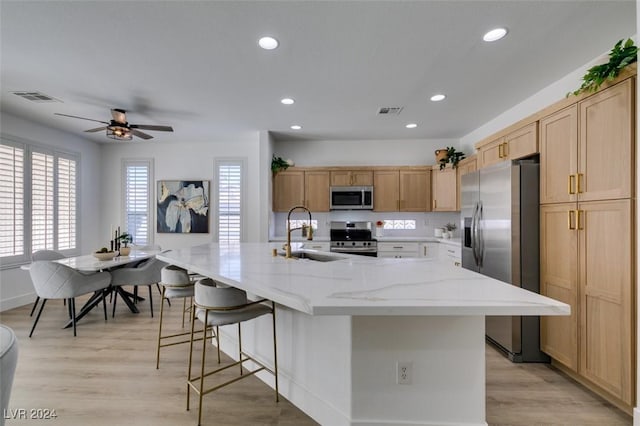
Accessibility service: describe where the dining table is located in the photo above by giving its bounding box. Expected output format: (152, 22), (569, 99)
(23, 249), (160, 327)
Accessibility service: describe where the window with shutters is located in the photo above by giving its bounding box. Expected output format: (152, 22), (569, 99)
(123, 159), (153, 246)
(0, 138), (78, 265)
(216, 159), (245, 243)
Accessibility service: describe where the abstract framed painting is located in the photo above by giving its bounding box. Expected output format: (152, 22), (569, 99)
(157, 180), (210, 233)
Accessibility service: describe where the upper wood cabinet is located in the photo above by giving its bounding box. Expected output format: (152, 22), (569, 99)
(373, 168), (431, 212)
(330, 170), (373, 186)
(373, 170), (400, 211)
(477, 122), (538, 169)
(456, 155), (477, 210)
(400, 169), (431, 211)
(431, 165), (457, 212)
(272, 169), (305, 212)
(272, 169), (329, 212)
(540, 79), (634, 204)
(304, 170), (330, 212)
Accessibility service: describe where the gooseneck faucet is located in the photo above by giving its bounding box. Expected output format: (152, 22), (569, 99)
(285, 205), (313, 259)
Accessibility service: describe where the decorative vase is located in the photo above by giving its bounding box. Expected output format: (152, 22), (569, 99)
(119, 247), (131, 256)
(435, 149), (448, 163)
(375, 227), (384, 237)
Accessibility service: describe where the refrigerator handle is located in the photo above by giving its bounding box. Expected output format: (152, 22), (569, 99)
(471, 202), (480, 266)
(477, 201), (484, 267)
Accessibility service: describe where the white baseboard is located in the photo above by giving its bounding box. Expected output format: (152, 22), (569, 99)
(0, 293), (35, 313)
(633, 407), (640, 426)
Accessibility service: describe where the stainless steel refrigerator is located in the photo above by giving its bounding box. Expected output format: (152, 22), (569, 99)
(461, 160), (548, 362)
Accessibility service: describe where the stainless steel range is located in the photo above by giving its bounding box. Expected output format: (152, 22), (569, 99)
(329, 221), (377, 256)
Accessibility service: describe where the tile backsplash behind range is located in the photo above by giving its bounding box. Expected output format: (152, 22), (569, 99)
(272, 211), (460, 239)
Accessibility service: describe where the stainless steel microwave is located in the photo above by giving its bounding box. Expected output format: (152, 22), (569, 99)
(330, 186), (373, 210)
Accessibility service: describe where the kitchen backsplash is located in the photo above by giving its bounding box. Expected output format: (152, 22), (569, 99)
(272, 211), (460, 239)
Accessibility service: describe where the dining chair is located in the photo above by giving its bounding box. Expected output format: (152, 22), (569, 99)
(28, 261), (112, 337)
(29, 250), (66, 316)
(186, 278), (279, 426)
(109, 258), (167, 317)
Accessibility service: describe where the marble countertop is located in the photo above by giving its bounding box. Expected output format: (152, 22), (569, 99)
(157, 243), (568, 317)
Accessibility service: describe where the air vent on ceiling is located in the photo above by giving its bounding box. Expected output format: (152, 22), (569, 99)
(12, 91), (60, 103)
(377, 106), (403, 115)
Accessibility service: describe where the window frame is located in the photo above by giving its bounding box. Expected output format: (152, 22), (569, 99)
(214, 158), (247, 243)
(0, 136), (80, 268)
(122, 158), (154, 247)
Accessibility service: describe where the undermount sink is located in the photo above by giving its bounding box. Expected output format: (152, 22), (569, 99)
(281, 251), (344, 262)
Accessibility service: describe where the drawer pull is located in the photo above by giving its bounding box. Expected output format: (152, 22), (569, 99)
(393, 246), (403, 249)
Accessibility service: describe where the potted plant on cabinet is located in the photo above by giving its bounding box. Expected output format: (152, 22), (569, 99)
(438, 147), (465, 170)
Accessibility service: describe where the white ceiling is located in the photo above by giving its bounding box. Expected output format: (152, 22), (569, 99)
(0, 1), (636, 144)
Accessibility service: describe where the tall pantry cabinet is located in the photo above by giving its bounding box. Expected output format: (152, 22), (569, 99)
(539, 78), (635, 409)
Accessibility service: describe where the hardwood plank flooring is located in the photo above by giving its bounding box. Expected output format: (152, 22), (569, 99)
(0, 293), (633, 425)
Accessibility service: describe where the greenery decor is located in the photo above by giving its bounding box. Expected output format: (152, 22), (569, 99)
(439, 146), (465, 170)
(116, 232), (132, 247)
(271, 155), (291, 174)
(569, 38), (637, 97)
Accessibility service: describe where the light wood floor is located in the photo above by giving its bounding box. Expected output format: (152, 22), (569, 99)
(0, 292), (632, 426)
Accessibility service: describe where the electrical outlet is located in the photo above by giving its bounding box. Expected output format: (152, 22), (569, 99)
(396, 361), (412, 385)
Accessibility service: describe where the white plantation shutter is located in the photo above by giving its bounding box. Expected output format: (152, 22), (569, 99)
(57, 157), (76, 250)
(124, 160), (152, 246)
(0, 143), (24, 257)
(217, 160), (243, 243)
(31, 151), (54, 251)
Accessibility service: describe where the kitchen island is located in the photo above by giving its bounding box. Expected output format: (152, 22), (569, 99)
(157, 243), (569, 426)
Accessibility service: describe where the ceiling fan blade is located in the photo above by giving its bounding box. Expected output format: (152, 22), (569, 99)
(130, 124), (174, 132)
(54, 113), (109, 125)
(85, 126), (107, 133)
(111, 108), (127, 124)
(130, 129), (154, 140)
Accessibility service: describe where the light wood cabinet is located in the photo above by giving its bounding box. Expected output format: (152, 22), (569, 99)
(330, 170), (373, 186)
(272, 170), (305, 212)
(578, 199), (633, 405)
(541, 200), (634, 406)
(400, 169), (431, 211)
(538, 78), (636, 410)
(540, 203), (578, 371)
(431, 165), (457, 211)
(540, 79), (634, 205)
(477, 122), (538, 169)
(373, 170), (399, 211)
(272, 169), (329, 212)
(456, 155), (477, 210)
(374, 168), (431, 212)
(304, 170), (330, 212)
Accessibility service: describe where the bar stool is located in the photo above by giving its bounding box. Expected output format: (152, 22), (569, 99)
(156, 265), (199, 369)
(186, 278), (279, 426)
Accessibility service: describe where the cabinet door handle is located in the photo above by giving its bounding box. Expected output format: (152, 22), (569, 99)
(568, 210), (575, 230)
(424, 246), (427, 256)
(498, 143), (504, 158)
(577, 173), (584, 194)
(568, 174), (576, 194)
(576, 209), (584, 230)
(454, 262), (461, 267)
(433, 200), (437, 209)
(502, 142), (508, 158)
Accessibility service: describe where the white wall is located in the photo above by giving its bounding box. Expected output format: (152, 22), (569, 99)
(98, 135), (264, 250)
(274, 138), (459, 167)
(0, 112), (103, 311)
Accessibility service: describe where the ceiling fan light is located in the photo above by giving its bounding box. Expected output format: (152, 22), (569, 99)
(107, 125), (132, 141)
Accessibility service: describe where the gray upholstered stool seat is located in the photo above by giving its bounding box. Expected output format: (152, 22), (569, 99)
(187, 278), (279, 425)
(156, 264), (199, 369)
(0, 325), (18, 426)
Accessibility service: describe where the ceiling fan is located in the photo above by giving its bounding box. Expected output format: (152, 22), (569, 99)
(54, 108), (174, 140)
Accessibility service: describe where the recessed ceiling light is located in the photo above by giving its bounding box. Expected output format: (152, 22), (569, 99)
(290, 125), (302, 130)
(281, 98), (295, 105)
(430, 94), (446, 102)
(405, 123), (418, 129)
(483, 28), (508, 42)
(258, 36), (279, 50)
